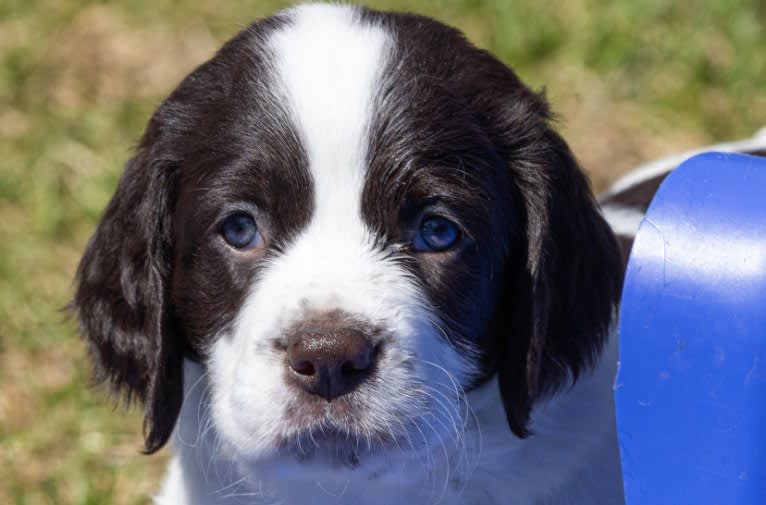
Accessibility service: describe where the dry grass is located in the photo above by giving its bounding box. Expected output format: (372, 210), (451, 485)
(1, 1), (763, 503)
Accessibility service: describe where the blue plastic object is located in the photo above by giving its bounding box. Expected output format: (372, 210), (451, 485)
(616, 152), (766, 504)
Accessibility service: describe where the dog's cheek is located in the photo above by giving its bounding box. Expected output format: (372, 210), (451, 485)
(410, 246), (503, 384)
(206, 309), (292, 455)
(171, 241), (259, 354)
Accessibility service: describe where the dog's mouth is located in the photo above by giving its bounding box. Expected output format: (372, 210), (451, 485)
(224, 389), (474, 487)
(276, 425), (403, 469)
(260, 381), (471, 473)
(270, 385), (421, 468)
(228, 422), (447, 492)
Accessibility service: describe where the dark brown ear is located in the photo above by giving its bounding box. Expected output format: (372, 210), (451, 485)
(73, 143), (182, 454)
(497, 126), (623, 437)
(71, 17), (281, 452)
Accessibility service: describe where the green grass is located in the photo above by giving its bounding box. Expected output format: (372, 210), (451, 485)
(1, 1), (763, 503)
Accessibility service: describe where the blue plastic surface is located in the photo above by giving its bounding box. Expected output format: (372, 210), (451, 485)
(616, 152), (766, 504)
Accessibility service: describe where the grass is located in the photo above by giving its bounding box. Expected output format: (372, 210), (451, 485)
(1, 0), (763, 503)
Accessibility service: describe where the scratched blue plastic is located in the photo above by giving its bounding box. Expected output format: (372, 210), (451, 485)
(617, 152), (766, 504)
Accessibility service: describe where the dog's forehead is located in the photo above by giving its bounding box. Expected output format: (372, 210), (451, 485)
(270, 4), (390, 162)
(176, 4), (511, 242)
(266, 5), (390, 237)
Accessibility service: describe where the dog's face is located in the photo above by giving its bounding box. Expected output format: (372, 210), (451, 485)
(74, 4), (621, 482)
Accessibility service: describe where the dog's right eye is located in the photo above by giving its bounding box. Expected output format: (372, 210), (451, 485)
(413, 214), (461, 252)
(220, 213), (263, 250)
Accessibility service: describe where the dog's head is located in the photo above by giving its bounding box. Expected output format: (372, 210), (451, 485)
(74, 4), (621, 479)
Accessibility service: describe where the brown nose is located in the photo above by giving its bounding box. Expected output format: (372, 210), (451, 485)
(287, 328), (375, 401)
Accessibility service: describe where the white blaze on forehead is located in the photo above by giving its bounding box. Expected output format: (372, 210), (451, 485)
(270, 4), (389, 237)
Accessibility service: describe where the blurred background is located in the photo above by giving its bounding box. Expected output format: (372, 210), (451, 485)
(1, 0), (764, 503)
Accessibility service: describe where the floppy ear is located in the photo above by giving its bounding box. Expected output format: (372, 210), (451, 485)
(497, 126), (623, 437)
(73, 142), (182, 454)
(72, 26), (261, 452)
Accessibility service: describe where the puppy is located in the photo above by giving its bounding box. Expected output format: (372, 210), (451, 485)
(74, 4), (626, 504)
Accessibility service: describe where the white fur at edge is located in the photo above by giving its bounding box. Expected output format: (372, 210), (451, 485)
(601, 126), (766, 238)
(601, 204), (646, 238)
(154, 4), (625, 504)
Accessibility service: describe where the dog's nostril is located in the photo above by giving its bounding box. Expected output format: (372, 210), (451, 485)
(340, 360), (364, 376)
(293, 360), (315, 376)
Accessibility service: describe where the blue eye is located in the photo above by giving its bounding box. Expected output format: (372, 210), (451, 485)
(413, 215), (461, 252)
(221, 213), (262, 249)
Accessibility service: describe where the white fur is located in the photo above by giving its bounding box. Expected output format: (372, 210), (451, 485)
(601, 126), (766, 240)
(601, 204), (646, 238)
(153, 4), (625, 504)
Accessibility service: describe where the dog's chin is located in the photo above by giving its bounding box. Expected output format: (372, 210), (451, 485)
(233, 426), (446, 485)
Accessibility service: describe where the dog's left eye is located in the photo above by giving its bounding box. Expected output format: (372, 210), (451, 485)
(413, 215), (461, 252)
(220, 213), (263, 250)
